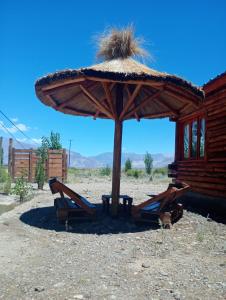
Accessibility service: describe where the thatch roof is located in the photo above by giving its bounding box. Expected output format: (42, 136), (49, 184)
(36, 58), (203, 98)
(35, 27), (204, 121)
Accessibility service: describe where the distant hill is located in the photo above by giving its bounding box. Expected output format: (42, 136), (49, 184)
(1, 138), (173, 168)
(68, 151), (173, 168)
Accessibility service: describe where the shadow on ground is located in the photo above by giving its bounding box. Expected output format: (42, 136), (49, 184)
(179, 192), (226, 224)
(19, 204), (159, 234)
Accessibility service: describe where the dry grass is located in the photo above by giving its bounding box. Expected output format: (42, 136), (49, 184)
(96, 25), (148, 60)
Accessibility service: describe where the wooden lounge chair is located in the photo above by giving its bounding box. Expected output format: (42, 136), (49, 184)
(49, 177), (96, 223)
(132, 182), (189, 228)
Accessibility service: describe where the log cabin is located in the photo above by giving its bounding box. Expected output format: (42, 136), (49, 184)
(169, 71), (226, 212)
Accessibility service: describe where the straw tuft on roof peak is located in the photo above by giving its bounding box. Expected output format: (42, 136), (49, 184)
(96, 26), (147, 61)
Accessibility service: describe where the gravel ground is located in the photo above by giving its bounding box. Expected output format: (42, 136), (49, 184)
(0, 177), (225, 300)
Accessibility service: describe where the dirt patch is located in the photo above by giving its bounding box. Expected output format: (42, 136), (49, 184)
(0, 178), (225, 299)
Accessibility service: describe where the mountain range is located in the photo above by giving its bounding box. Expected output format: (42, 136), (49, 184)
(1, 138), (173, 168)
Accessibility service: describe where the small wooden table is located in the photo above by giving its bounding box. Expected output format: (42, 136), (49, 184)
(102, 194), (133, 215)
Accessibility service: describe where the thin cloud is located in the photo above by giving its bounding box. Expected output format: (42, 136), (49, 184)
(0, 120), (29, 134)
(11, 118), (18, 122)
(17, 138), (42, 145)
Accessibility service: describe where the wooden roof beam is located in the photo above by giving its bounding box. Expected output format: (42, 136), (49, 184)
(42, 77), (86, 94)
(62, 107), (94, 117)
(143, 86), (179, 115)
(79, 84), (114, 119)
(153, 95), (179, 116)
(46, 95), (57, 107)
(101, 82), (116, 118)
(143, 112), (176, 119)
(125, 85), (140, 121)
(124, 89), (164, 119)
(119, 84), (142, 121)
(164, 87), (200, 108)
(93, 111), (100, 120)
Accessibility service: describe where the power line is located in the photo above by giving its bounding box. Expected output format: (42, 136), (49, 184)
(0, 109), (40, 146)
(0, 119), (26, 149)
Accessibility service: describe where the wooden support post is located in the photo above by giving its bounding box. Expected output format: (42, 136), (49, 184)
(0, 137), (3, 166)
(174, 120), (179, 162)
(111, 84), (123, 217)
(8, 138), (13, 177)
(111, 119), (123, 216)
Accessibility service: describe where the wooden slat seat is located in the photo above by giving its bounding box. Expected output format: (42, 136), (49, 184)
(141, 201), (161, 212)
(49, 177), (96, 223)
(132, 182), (189, 227)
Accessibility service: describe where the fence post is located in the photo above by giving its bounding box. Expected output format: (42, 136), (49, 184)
(29, 149), (32, 182)
(12, 148), (15, 180)
(46, 149), (49, 180)
(0, 137), (3, 166)
(8, 138), (13, 177)
(62, 148), (67, 182)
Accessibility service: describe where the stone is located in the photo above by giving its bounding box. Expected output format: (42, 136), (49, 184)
(34, 287), (45, 292)
(142, 263), (150, 268)
(73, 295), (84, 299)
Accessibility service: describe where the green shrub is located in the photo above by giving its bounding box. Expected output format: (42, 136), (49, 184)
(35, 160), (45, 189)
(126, 169), (141, 178)
(100, 165), (111, 176)
(124, 158), (132, 173)
(3, 175), (11, 195)
(0, 166), (8, 183)
(153, 167), (168, 177)
(12, 176), (32, 203)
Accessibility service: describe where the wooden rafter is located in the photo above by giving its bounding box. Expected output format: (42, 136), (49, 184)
(46, 95), (57, 106)
(63, 107), (94, 117)
(56, 82), (97, 109)
(143, 112), (175, 119)
(179, 103), (191, 114)
(84, 76), (164, 87)
(42, 77), (85, 94)
(79, 84), (113, 119)
(124, 89), (164, 119)
(154, 96), (179, 116)
(101, 82), (116, 118)
(166, 84), (202, 102)
(125, 85), (140, 121)
(164, 87), (199, 108)
(143, 86), (179, 115)
(93, 111), (100, 120)
(119, 84), (142, 121)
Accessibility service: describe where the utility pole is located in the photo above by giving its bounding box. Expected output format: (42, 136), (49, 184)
(68, 139), (72, 168)
(0, 137), (3, 166)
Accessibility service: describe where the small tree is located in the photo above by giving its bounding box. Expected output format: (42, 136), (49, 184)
(144, 152), (153, 175)
(125, 158), (132, 173)
(35, 137), (48, 190)
(12, 176), (32, 203)
(35, 132), (62, 189)
(42, 131), (62, 150)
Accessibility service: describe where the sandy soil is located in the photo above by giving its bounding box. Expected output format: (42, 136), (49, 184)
(0, 177), (225, 300)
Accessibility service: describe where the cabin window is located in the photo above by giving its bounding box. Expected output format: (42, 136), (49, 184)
(183, 124), (189, 158)
(182, 117), (205, 160)
(191, 120), (198, 157)
(200, 118), (205, 157)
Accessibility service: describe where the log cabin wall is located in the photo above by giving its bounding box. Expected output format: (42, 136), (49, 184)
(169, 72), (226, 200)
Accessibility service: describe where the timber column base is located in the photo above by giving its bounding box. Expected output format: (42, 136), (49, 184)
(111, 119), (123, 217)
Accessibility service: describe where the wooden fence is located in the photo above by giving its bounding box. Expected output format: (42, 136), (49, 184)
(9, 147), (67, 182)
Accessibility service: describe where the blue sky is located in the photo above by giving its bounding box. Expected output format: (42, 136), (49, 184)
(1, 0), (225, 156)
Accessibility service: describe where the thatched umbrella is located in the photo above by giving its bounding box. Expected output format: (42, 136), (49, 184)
(35, 27), (204, 216)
